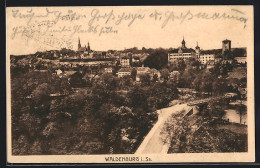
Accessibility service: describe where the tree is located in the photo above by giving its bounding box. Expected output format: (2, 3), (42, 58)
(192, 74), (202, 91)
(60, 78), (71, 94)
(179, 70), (194, 88)
(61, 90), (88, 119)
(143, 49), (168, 69)
(131, 68), (137, 81)
(142, 47), (147, 52)
(120, 75), (133, 90)
(160, 113), (190, 152)
(128, 85), (148, 109)
(168, 63), (177, 72)
(236, 90), (247, 124)
(232, 48), (246, 57)
(152, 74), (158, 82)
(207, 100), (226, 119)
(69, 72), (85, 88)
(160, 68), (170, 82)
(225, 61), (234, 72)
(147, 82), (178, 109)
(99, 73), (118, 91)
(176, 59), (186, 72)
(200, 75), (213, 96)
(210, 63), (228, 78)
(97, 105), (136, 154)
(224, 50), (234, 60)
(31, 83), (51, 107)
(212, 78), (228, 96)
(236, 101), (247, 124)
(185, 58), (201, 72)
(140, 73), (151, 86)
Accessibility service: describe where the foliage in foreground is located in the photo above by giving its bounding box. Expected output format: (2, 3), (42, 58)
(11, 70), (179, 155)
(161, 104), (248, 153)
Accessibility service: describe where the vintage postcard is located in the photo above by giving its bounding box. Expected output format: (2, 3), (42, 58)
(6, 6), (254, 163)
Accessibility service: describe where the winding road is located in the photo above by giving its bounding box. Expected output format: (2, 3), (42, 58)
(135, 104), (190, 154)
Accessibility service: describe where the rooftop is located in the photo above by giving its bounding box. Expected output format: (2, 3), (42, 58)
(169, 48), (195, 53)
(222, 39), (231, 42)
(63, 71), (77, 76)
(121, 56), (131, 59)
(136, 67), (150, 71)
(118, 68), (132, 72)
(78, 47), (87, 52)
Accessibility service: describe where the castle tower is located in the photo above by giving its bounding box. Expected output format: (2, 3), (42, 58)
(181, 37), (186, 49)
(222, 39), (231, 54)
(78, 37), (81, 50)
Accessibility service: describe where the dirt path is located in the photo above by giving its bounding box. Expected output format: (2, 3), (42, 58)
(135, 104), (190, 154)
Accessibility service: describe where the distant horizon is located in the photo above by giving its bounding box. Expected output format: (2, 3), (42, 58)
(10, 42), (247, 56)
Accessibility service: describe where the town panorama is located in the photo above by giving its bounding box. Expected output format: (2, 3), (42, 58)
(10, 37), (248, 155)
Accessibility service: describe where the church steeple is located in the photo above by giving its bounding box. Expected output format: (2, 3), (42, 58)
(195, 41), (200, 57)
(78, 37), (81, 50)
(87, 41), (90, 51)
(195, 41), (200, 49)
(181, 36), (186, 49)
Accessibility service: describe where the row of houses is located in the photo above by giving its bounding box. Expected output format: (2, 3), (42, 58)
(119, 53), (148, 67)
(117, 66), (180, 82)
(117, 67), (161, 82)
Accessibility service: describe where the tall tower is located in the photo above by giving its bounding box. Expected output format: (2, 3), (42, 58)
(78, 37), (81, 50)
(222, 39), (231, 54)
(87, 42), (90, 51)
(195, 41), (200, 58)
(181, 37), (186, 49)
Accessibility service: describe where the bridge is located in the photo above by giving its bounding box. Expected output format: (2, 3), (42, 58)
(187, 94), (234, 106)
(135, 94), (236, 154)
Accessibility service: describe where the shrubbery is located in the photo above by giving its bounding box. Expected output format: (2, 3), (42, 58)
(11, 68), (178, 154)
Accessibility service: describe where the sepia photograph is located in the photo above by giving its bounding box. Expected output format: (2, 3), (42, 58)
(6, 6), (254, 163)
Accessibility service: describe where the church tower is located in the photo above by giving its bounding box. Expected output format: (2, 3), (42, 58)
(78, 37), (81, 50)
(195, 41), (200, 58)
(181, 37), (186, 49)
(87, 42), (91, 51)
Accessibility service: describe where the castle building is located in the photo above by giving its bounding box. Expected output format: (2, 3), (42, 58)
(168, 37), (196, 63)
(168, 38), (222, 65)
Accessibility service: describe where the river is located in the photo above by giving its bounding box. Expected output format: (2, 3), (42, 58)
(223, 109), (247, 125)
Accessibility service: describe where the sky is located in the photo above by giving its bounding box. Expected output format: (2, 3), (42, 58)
(6, 6), (253, 55)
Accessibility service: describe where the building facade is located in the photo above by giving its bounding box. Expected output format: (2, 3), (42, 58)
(168, 38), (196, 63)
(235, 57), (247, 64)
(120, 53), (133, 67)
(117, 68), (132, 77)
(120, 56), (131, 67)
(199, 54), (215, 64)
(167, 38), (238, 65)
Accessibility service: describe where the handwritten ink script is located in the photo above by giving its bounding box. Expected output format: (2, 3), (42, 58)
(9, 7), (249, 49)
